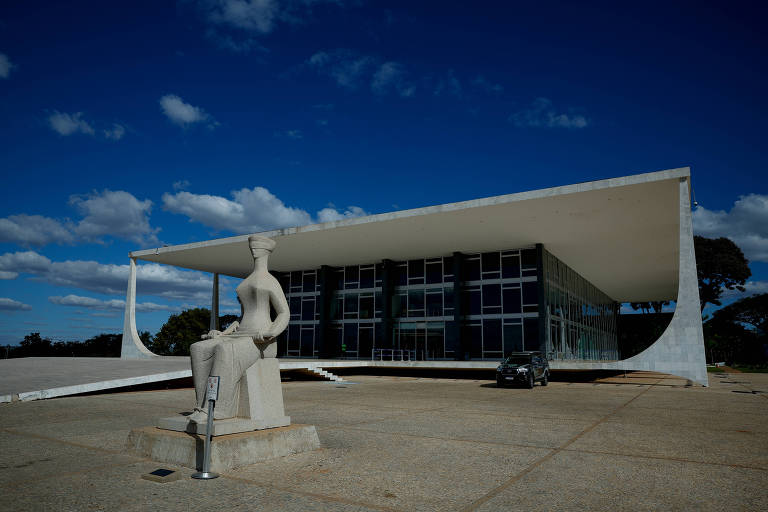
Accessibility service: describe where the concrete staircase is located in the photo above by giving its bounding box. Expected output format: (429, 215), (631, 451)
(308, 367), (345, 383)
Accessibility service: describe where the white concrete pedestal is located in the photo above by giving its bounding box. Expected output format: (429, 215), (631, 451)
(126, 424), (321, 472)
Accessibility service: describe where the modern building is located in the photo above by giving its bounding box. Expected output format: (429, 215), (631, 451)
(120, 168), (708, 385)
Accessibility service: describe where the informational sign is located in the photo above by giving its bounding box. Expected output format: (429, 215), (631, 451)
(206, 376), (220, 401)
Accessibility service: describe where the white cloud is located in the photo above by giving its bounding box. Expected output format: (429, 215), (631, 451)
(0, 191), (159, 248)
(0, 250), (214, 302)
(49, 294), (177, 312)
(371, 62), (414, 97)
(693, 194), (768, 263)
(103, 123), (126, 140)
(509, 97), (589, 129)
(195, 0), (340, 36)
(173, 180), (191, 191)
(0, 271), (18, 280)
(316, 206), (368, 223)
(433, 70), (462, 98)
(48, 111), (95, 136)
(163, 186), (367, 233)
(0, 251), (53, 275)
(275, 129), (303, 139)
(722, 280), (768, 300)
(159, 94), (214, 127)
(0, 52), (14, 79)
(0, 297), (31, 311)
(308, 49), (376, 90)
(69, 190), (160, 246)
(471, 75), (503, 93)
(0, 215), (75, 247)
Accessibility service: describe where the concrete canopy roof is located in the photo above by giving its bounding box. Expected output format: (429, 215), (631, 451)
(132, 168), (690, 302)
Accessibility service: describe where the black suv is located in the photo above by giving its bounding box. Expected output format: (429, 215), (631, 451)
(496, 351), (550, 388)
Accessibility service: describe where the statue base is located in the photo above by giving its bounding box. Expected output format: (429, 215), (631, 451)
(157, 414), (290, 436)
(126, 424), (320, 473)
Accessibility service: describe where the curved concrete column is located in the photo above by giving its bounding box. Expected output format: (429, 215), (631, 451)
(618, 176), (708, 385)
(120, 257), (157, 359)
(551, 176), (708, 385)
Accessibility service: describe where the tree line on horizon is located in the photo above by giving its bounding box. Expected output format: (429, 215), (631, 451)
(6, 236), (767, 366)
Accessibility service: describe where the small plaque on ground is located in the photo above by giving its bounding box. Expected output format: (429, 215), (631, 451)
(141, 468), (182, 483)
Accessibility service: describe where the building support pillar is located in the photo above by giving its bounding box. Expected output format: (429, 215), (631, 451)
(317, 265), (334, 358)
(380, 259), (395, 352)
(452, 252), (467, 360)
(120, 257), (156, 359)
(210, 273), (220, 332)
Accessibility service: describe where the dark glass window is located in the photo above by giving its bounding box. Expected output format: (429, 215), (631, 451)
(300, 328), (314, 356)
(360, 266), (375, 289)
(503, 287), (521, 314)
(481, 252), (500, 278)
(504, 323), (523, 353)
(359, 294), (374, 319)
(443, 288), (454, 315)
(464, 257), (481, 281)
(426, 323), (445, 359)
(344, 293), (358, 318)
(467, 324), (482, 358)
(482, 284), (501, 313)
(408, 259), (425, 284)
(302, 272), (315, 292)
(290, 271), (303, 291)
(375, 263), (383, 286)
(502, 254), (520, 279)
(301, 298), (314, 321)
(408, 289), (424, 316)
(426, 260), (442, 284)
(278, 273), (290, 293)
(444, 321), (458, 354)
(521, 249), (537, 275)
(524, 318), (539, 351)
(466, 287), (481, 316)
(375, 292), (382, 315)
(394, 264), (407, 286)
(289, 296), (302, 320)
(392, 293), (406, 318)
(443, 256), (454, 280)
(343, 323), (358, 354)
(331, 296), (342, 320)
(522, 281), (538, 305)
(344, 266), (359, 289)
(288, 324), (300, 353)
(483, 319), (502, 352)
(426, 291), (443, 317)
(334, 269), (344, 290)
(358, 326), (374, 359)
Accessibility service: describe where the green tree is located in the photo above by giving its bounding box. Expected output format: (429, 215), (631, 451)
(704, 293), (768, 366)
(630, 301), (670, 314)
(150, 307), (211, 356)
(694, 236), (751, 312)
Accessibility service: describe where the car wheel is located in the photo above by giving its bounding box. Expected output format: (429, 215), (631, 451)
(541, 372), (548, 386)
(527, 372), (534, 389)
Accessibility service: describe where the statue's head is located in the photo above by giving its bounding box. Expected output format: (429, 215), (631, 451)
(248, 235), (276, 258)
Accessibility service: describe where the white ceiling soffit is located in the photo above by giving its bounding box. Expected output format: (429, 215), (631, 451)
(132, 168), (688, 302)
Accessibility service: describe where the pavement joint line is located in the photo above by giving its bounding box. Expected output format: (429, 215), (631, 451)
(325, 423), (560, 452)
(0, 427), (137, 457)
(0, 459), (141, 489)
(221, 473), (404, 512)
(458, 379), (663, 512)
(559, 446), (768, 471)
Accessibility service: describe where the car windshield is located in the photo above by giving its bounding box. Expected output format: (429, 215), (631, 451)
(503, 356), (531, 366)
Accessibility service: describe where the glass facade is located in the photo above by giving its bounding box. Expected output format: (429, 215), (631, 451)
(274, 244), (618, 361)
(541, 248), (619, 360)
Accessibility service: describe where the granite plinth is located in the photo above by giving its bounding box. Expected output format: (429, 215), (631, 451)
(126, 424), (320, 472)
(156, 413), (290, 436)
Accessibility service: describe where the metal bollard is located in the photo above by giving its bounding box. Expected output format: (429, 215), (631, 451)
(192, 376), (220, 480)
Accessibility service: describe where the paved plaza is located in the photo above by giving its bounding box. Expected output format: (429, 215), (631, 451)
(0, 370), (766, 511)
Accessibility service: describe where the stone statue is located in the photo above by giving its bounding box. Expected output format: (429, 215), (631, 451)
(161, 235), (290, 434)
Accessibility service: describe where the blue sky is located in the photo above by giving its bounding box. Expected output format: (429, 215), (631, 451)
(0, 1), (766, 345)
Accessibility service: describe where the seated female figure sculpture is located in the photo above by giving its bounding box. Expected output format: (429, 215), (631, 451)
(188, 235), (289, 423)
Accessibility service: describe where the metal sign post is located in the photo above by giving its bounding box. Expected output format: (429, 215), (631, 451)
(192, 375), (220, 480)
